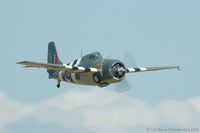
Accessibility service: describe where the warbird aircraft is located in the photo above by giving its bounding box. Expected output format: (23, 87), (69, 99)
(17, 42), (181, 88)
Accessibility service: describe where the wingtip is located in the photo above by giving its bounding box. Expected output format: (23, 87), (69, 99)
(16, 61), (25, 64)
(16, 61), (30, 65)
(16, 61), (22, 64)
(177, 66), (182, 71)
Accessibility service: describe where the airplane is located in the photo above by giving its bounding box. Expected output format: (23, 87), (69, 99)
(17, 41), (181, 88)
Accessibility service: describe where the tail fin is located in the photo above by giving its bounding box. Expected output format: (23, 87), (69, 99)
(47, 41), (62, 74)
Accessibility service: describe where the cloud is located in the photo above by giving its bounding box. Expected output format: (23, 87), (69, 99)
(0, 89), (200, 133)
(0, 92), (36, 132)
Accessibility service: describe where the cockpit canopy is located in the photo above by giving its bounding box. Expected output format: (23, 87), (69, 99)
(87, 52), (102, 59)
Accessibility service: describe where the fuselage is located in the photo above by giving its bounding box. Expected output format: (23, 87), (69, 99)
(49, 52), (126, 87)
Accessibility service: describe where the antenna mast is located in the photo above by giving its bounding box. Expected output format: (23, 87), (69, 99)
(81, 48), (83, 57)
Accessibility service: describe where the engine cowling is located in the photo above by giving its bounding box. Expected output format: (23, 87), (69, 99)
(101, 59), (126, 83)
(111, 63), (126, 80)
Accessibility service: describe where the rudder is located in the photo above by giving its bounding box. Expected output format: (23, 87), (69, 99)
(47, 41), (62, 74)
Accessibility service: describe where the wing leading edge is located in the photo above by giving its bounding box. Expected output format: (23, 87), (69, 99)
(126, 66), (181, 73)
(18, 61), (181, 74)
(17, 61), (98, 73)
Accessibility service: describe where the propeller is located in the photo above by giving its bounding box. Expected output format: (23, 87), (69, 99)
(114, 50), (138, 92)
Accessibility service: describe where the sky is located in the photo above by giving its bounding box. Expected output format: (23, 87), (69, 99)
(0, 0), (200, 133)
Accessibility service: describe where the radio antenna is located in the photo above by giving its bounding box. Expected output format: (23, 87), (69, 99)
(81, 48), (83, 57)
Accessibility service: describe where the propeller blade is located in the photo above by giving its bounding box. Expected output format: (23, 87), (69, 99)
(114, 78), (132, 92)
(123, 50), (138, 67)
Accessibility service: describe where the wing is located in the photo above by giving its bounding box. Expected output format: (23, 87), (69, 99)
(17, 61), (98, 73)
(126, 66), (181, 73)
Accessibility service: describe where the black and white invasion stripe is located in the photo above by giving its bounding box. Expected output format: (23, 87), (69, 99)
(63, 64), (98, 72)
(126, 67), (147, 73)
(72, 59), (78, 66)
(69, 57), (82, 67)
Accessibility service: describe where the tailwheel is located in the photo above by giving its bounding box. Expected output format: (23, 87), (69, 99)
(57, 80), (61, 88)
